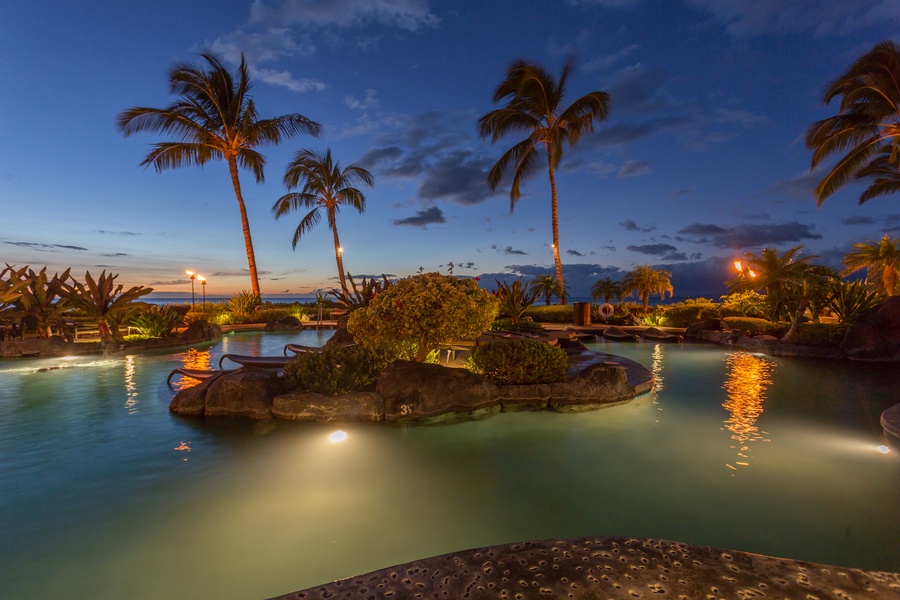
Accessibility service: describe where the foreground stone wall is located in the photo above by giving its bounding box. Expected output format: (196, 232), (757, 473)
(269, 536), (900, 599)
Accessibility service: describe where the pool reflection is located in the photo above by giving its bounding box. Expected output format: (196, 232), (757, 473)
(172, 348), (214, 390)
(722, 351), (775, 473)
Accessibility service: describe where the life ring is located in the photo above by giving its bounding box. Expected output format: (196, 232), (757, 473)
(599, 303), (614, 319)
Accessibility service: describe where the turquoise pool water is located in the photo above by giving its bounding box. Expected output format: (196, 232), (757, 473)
(1, 332), (897, 599)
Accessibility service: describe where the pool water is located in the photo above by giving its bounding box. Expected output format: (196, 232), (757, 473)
(1, 332), (897, 599)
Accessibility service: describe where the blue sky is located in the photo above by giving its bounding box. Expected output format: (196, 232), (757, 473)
(3, 0), (899, 300)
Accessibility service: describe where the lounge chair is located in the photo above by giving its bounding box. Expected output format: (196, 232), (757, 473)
(218, 354), (293, 369)
(166, 368), (219, 386)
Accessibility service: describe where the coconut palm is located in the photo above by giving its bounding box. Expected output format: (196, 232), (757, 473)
(530, 274), (561, 305)
(117, 53), (321, 297)
(478, 58), (611, 304)
(622, 265), (673, 311)
(805, 40), (900, 205)
(590, 277), (622, 304)
(732, 246), (813, 321)
(272, 148), (373, 297)
(842, 234), (899, 297)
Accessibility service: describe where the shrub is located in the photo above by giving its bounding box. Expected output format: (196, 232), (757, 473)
(522, 305), (573, 323)
(227, 290), (261, 316)
(348, 272), (498, 362)
(660, 302), (718, 327)
(720, 291), (767, 318)
(830, 280), (880, 324)
(469, 339), (568, 385)
(283, 345), (389, 395)
(789, 323), (848, 347)
(723, 317), (788, 337)
(129, 305), (184, 337)
(491, 318), (546, 334)
(494, 276), (538, 323)
(254, 307), (299, 323)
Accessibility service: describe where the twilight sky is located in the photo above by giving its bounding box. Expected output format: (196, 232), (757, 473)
(3, 0), (899, 300)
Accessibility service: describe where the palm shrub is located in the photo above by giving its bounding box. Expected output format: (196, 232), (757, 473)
(12, 266), (71, 339)
(469, 339), (568, 385)
(283, 345), (389, 395)
(60, 271), (152, 343)
(830, 279), (881, 323)
(227, 290), (261, 320)
(495, 276), (538, 323)
(130, 305), (184, 337)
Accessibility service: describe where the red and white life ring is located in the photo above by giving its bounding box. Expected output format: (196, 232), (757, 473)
(599, 303), (614, 319)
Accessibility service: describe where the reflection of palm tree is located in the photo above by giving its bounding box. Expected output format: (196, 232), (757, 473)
(591, 277), (621, 304)
(117, 53), (321, 297)
(806, 40), (900, 205)
(272, 149), (373, 297)
(530, 274), (561, 305)
(479, 58), (611, 304)
(622, 265), (673, 310)
(842, 234), (899, 297)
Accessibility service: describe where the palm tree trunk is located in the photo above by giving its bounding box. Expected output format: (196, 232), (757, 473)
(227, 157), (261, 298)
(885, 265), (896, 297)
(782, 298), (809, 343)
(332, 221), (348, 297)
(548, 163), (566, 304)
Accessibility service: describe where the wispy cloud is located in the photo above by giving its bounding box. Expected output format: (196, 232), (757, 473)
(392, 206), (446, 228)
(677, 221), (822, 248)
(620, 219), (656, 232)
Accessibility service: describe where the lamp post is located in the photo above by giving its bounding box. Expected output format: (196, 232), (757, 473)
(197, 275), (206, 309)
(185, 270), (196, 308)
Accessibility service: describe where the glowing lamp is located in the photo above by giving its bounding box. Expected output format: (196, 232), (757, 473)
(733, 260), (742, 271)
(328, 430), (347, 443)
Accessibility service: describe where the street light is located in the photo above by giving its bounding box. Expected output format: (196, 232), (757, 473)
(197, 275), (207, 309)
(185, 270), (196, 308)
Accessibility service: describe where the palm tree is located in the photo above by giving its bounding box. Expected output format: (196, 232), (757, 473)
(59, 271), (152, 343)
(117, 53), (321, 297)
(272, 148), (373, 297)
(842, 234), (899, 297)
(590, 277), (622, 304)
(805, 40), (900, 205)
(731, 246), (813, 321)
(530, 274), (561, 305)
(622, 265), (673, 311)
(478, 58), (611, 304)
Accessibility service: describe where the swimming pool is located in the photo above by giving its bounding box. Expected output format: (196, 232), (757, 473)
(1, 332), (897, 599)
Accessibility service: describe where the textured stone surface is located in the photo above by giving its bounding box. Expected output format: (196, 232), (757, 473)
(496, 384), (551, 412)
(683, 319), (725, 338)
(170, 368), (282, 420)
(270, 536), (900, 600)
(265, 316), (303, 331)
(882, 403), (900, 452)
(179, 319), (223, 343)
(841, 297), (900, 361)
(273, 391), (384, 421)
(377, 360), (500, 422)
(549, 363), (635, 412)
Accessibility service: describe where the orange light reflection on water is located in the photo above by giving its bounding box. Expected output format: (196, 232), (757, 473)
(721, 351), (775, 474)
(171, 348), (214, 390)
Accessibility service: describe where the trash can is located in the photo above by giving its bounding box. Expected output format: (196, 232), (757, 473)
(573, 301), (591, 326)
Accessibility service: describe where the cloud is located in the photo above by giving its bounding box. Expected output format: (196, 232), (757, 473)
(416, 151), (496, 206)
(620, 219), (656, 232)
(677, 221), (822, 248)
(102, 253), (129, 257)
(392, 206), (446, 228)
(5, 241), (88, 251)
(618, 160), (651, 177)
(582, 44), (641, 72)
(606, 63), (671, 114)
(94, 230), (140, 236)
(345, 89), (378, 110)
(490, 244), (527, 256)
(567, 249), (584, 256)
(250, 0), (440, 31)
(627, 243), (678, 256)
(842, 215), (874, 226)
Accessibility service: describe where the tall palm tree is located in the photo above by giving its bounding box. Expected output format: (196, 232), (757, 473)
(805, 40), (900, 206)
(117, 53), (321, 297)
(622, 265), (673, 311)
(732, 246), (813, 321)
(842, 234), (899, 297)
(272, 148), (373, 296)
(479, 58), (611, 304)
(590, 276), (622, 304)
(530, 274), (561, 305)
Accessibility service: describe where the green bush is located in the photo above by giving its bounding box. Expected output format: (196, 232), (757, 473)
(723, 317), (788, 337)
(522, 305), (573, 323)
(129, 305), (184, 337)
(491, 318), (546, 334)
(659, 302), (718, 327)
(720, 291), (767, 318)
(789, 323), (848, 347)
(469, 339), (568, 385)
(228, 290), (261, 316)
(283, 345), (389, 395)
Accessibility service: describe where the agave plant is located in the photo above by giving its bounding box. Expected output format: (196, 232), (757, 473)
(495, 276), (538, 324)
(227, 290), (262, 317)
(328, 273), (392, 312)
(60, 271), (152, 343)
(829, 279), (881, 324)
(129, 305), (184, 338)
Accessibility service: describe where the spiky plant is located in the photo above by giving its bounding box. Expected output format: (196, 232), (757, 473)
(495, 276), (539, 324)
(60, 271), (152, 343)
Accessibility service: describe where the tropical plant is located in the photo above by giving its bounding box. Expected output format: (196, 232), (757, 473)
(117, 53), (321, 297)
(348, 272), (498, 362)
(728, 246), (812, 321)
(272, 149), (373, 297)
(522, 304), (574, 323)
(327, 273), (391, 312)
(829, 279), (881, 324)
(842, 234), (899, 297)
(227, 290), (261, 317)
(529, 274), (562, 305)
(590, 277), (622, 304)
(0, 265), (31, 311)
(805, 40), (900, 205)
(719, 290), (767, 318)
(490, 318), (546, 335)
(59, 271), (152, 343)
(14, 267), (71, 339)
(130, 305), (184, 338)
(781, 264), (837, 342)
(469, 339), (568, 385)
(283, 344), (389, 395)
(622, 265), (673, 311)
(478, 58), (611, 304)
(495, 276), (538, 323)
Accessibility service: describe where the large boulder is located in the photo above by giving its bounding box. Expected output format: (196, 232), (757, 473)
(840, 297), (900, 361)
(549, 363), (634, 412)
(179, 320), (223, 343)
(272, 391), (384, 421)
(684, 318), (726, 339)
(169, 368), (282, 420)
(377, 361), (501, 423)
(496, 384), (551, 412)
(264, 316), (303, 331)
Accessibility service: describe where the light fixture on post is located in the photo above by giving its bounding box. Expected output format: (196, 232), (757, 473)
(185, 270), (196, 308)
(197, 275), (206, 309)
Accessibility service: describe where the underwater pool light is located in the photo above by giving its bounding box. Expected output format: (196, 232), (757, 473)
(329, 430), (348, 443)
(877, 445), (890, 454)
